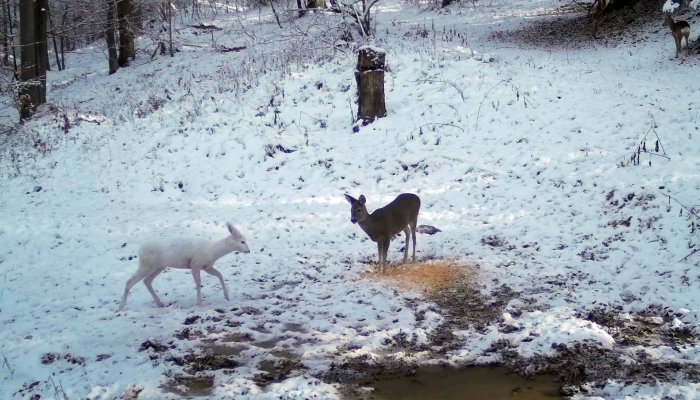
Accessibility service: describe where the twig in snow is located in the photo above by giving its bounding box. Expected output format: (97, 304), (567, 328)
(662, 191), (700, 220)
(414, 79), (465, 101)
(1, 352), (14, 376)
(269, 0), (283, 29)
(662, 191), (700, 262)
(475, 79), (533, 130)
(621, 126), (670, 167)
(416, 122), (465, 134)
(219, 45), (247, 53)
(49, 376), (68, 400)
(679, 247), (700, 262)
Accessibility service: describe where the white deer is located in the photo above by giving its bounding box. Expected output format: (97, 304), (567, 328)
(119, 222), (250, 311)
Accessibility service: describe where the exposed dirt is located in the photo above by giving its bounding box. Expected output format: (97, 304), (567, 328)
(138, 260), (699, 398)
(324, 261), (700, 398)
(490, 0), (699, 54)
(326, 261), (519, 397)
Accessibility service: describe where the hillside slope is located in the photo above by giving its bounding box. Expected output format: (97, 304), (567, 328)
(1, 0), (699, 398)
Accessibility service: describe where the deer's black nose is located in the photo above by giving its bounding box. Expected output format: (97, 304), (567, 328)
(351, 218), (357, 224)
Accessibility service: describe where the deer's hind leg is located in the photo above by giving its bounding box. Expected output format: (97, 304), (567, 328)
(119, 262), (151, 311)
(191, 265), (203, 306)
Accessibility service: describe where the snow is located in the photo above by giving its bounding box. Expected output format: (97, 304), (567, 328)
(1, 0), (699, 398)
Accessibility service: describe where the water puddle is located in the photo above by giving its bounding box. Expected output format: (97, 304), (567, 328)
(363, 365), (563, 400)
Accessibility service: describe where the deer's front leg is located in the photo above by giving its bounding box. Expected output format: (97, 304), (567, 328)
(376, 240), (384, 273)
(191, 265), (203, 306)
(381, 238), (390, 273)
(402, 226), (410, 262)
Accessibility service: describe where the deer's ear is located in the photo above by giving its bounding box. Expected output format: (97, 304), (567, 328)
(358, 195), (366, 205)
(344, 194), (356, 204)
(227, 222), (235, 234)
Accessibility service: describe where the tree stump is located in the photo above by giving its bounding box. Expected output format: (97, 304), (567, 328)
(355, 46), (386, 123)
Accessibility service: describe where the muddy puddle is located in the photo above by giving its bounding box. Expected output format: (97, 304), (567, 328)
(357, 365), (563, 400)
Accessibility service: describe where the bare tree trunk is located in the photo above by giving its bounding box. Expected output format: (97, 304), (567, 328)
(362, 0), (371, 35)
(19, 0), (41, 121)
(117, 0), (135, 67)
(1, 0), (7, 66)
(106, 0), (119, 74)
(47, 3), (61, 71)
(296, 0), (306, 18)
(167, 1), (173, 57)
(36, 0), (48, 103)
(7, 0), (17, 74)
(59, 3), (67, 69)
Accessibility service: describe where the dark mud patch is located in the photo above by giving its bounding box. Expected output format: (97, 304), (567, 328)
(361, 260), (513, 353)
(253, 356), (304, 387)
(424, 278), (516, 353)
(221, 332), (254, 342)
(161, 374), (214, 397)
(200, 342), (248, 357)
(331, 260), (700, 397)
(284, 322), (308, 334)
(581, 305), (699, 347)
(490, 341), (700, 396)
(155, 339), (240, 396)
(490, 0), (673, 50)
(165, 351), (239, 373)
(328, 261), (524, 396)
(254, 338), (281, 349)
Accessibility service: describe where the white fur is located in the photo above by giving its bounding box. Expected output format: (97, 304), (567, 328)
(119, 222), (250, 311)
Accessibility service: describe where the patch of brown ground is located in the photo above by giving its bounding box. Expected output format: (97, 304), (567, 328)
(490, 0), (698, 51)
(359, 260), (478, 296)
(360, 260), (515, 352)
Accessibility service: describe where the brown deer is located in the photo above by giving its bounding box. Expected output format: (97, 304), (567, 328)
(344, 193), (421, 272)
(664, 14), (691, 58)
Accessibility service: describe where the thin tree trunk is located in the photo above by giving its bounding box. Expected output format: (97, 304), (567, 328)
(168, 1), (173, 57)
(60, 4), (67, 69)
(117, 0), (135, 67)
(36, 0), (48, 104)
(7, 0), (16, 74)
(106, 0), (119, 74)
(269, 0), (283, 28)
(49, 7), (61, 71)
(296, 0), (306, 18)
(19, 0), (38, 121)
(1, 0), (7, 66)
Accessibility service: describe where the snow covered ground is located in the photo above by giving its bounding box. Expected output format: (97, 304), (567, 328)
(1, 0), (699, 398)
